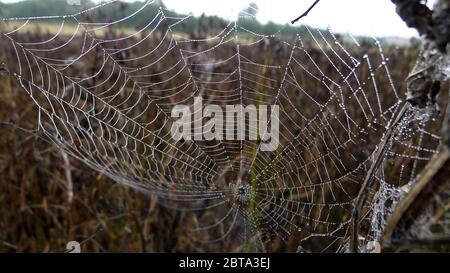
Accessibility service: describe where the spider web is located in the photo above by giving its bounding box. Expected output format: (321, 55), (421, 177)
(0, 0), (443, 252)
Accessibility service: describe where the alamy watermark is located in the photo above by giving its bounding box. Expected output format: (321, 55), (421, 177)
(66, 241), (81, 253)
(171, 97), (279, 151)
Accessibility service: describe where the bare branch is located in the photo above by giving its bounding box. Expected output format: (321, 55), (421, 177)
(381, 146), (450, 248)
(350, 104), (409, 253)
(291, 0), (320, 24)
(61, 151), (73, 204)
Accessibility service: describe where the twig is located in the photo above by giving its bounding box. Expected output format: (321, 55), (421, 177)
(61, 151), (74, 204)
(2, 241), (18, 251)
(380, 145), (450, 248)
(291, 0), (320, 24)
(350, 103), (409, 253)
(131, 212), (147, 253)
(0, 122), (38, 135)
(425, 200), (450, 229)
(65, 226), (104, 253)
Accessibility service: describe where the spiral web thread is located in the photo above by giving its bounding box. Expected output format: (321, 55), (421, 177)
(0, 0), (443, 252)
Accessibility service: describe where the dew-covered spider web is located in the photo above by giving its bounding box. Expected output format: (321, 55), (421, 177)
(0, 0), (445, 252)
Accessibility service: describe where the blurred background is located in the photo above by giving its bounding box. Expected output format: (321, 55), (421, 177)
(0, 0), (448, 253)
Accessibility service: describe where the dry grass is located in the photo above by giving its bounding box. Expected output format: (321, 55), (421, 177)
(0, 17), (447, 253)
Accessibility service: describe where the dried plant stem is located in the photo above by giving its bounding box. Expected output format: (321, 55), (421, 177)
(380, 145), (450, 248)
(350, 103), (409, 253)
(425, 200), (450, 230)
(61, 151), (73, 204)
(132, 212), (147, 253)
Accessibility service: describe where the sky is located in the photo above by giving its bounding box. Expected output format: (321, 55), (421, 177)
(0, 0), (436, 37)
